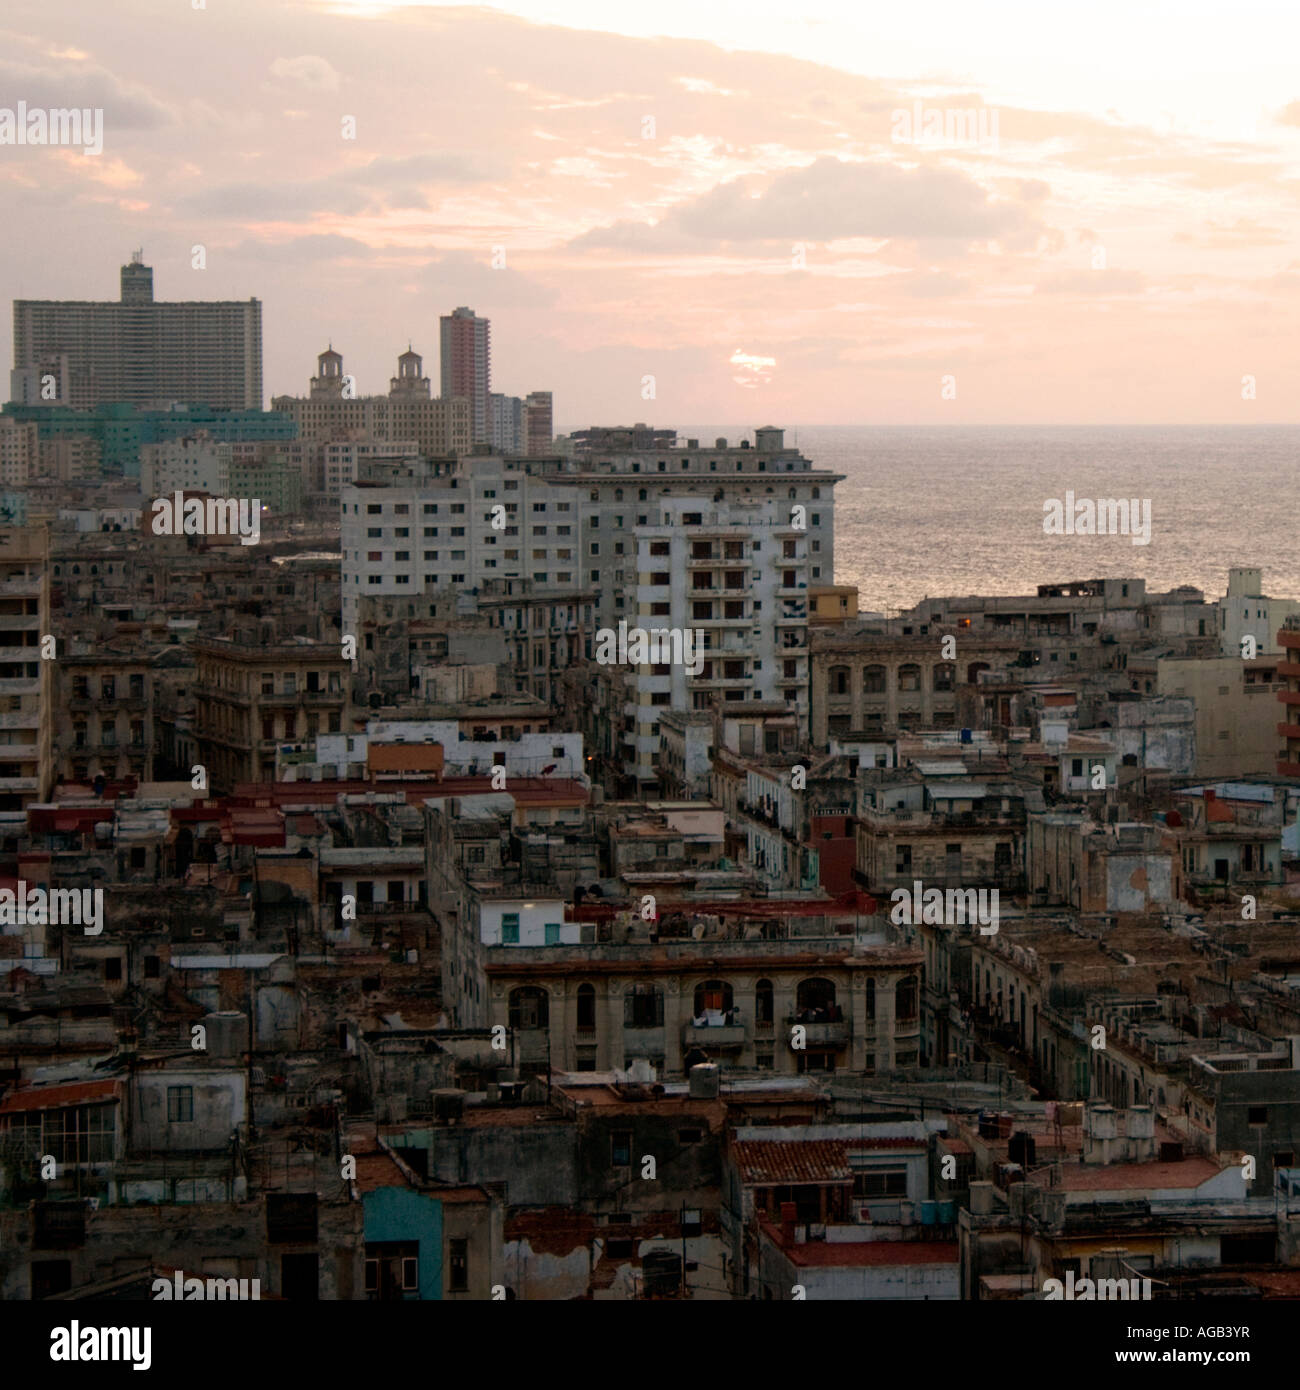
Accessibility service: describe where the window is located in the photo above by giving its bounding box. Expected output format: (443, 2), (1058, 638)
(509, 987), (548, 1029)
(167, 1086), (193, 1123)
(1248, 1107), (1269, 1125)
(678, 1128), (703, 1145)
(625, 984), (664, 1027)
(501, 912), (519, 944)
(576, 982), (596, 1031)
(853, 1166), (908, 1198)
(693, 979), (733, 1014)
(448, 1239), (468, 1293)
(104, 957), (122, 981)
(611, 1130), (632, 1166)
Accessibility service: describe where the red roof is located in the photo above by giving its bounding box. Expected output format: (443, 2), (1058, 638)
(733, 1140), (854, 1185)
(1056, 1158), (1223, 1192)
(733, 1137), (927, 1186)
(1, 1079), (121, 1113)
(759, 1221), (958, 1268)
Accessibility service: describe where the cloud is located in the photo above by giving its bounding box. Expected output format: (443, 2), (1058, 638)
(1035, 269), (1147, 294)
(174, 150), (504, 218)
(268, 55), (342, 93)
(575, 156), (1042, 251)
(0, 57), (173, 128)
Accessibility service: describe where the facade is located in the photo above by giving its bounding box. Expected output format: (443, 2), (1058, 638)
(489, 393), (524, 454)
(1158, 654), (1282, 778)
(193, 636), (350, 791)
(621, 495), (810, 785)
(440, 307), (491, 444)
(12, 253), (262, 410)
(272, 348), (471, 458)
(1218, 566), (1300, 657)
(524, 391), (552, 455)
(0, 527), (53, 810)
(139, 433), (232, 498)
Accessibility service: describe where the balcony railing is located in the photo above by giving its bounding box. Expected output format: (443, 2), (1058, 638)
(683, 1021), (746, 1047)
(786, 1015), (851, 1046)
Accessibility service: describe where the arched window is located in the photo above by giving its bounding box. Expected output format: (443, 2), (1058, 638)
(755, 978), (774, 1025)
(895, 976), (918, 1022)
(967, 661), (990, 684)
(693, 979), (733, 1016)
(509, 986), (549, 1029)
(638, 488), (648, 501)
(933, 663), (955, 691)
(787, 487), (797, 499)
(898, 664), (921, 692)
(863, 665), (887, 694)
(615, 488), (624, 501)
(796, 978), (838, 1021)
(576, 982), (596, 1032)
(829, 665), (850, 696)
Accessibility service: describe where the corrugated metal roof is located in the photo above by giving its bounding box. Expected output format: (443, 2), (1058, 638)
(0, 1079), (121, 1112)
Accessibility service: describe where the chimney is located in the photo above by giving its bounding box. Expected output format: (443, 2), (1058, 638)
(780, 1201), (797, 1245)
(969, 1181), (995, 1216)
(1083, 1102), (1118, 1165)
(1126, 1103), (1156, 1160)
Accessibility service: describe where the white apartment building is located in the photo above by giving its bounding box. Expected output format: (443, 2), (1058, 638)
(340, 428), (839, 718)
(322, 439), (421, 502)
(489, 394), (524, 454)
(139, 433), (231, 497)
(341, 455), (588, 633)
(1218, 566), (1300, 657)
(621, 495), (810, 782)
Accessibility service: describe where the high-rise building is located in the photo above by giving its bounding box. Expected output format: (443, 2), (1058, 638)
(489, 393), (524, 453)
(12, 252), (263, 410)
(339, 426), (840, 735)
(0, 526), (53, 811)
(439, 307), (490, 444)
(524, 391), (552, 455)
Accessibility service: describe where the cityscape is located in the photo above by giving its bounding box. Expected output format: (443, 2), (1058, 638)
(0, 0), (1297, 1359)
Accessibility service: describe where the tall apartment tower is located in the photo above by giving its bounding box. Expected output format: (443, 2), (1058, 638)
(0, 527), (53, 811)
(12, 251), (262, 410)
(525, 391), (553, 455)
(440, 307), (490, 444)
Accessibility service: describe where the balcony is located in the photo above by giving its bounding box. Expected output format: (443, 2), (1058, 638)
(787, 1015), (851, 1046)
(683, 1021), (746, 1049)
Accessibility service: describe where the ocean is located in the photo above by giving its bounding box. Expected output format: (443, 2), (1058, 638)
(681, 425), (1300, 614)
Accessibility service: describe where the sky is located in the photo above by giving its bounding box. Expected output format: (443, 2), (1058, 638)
(4, 0), (1300, 427)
